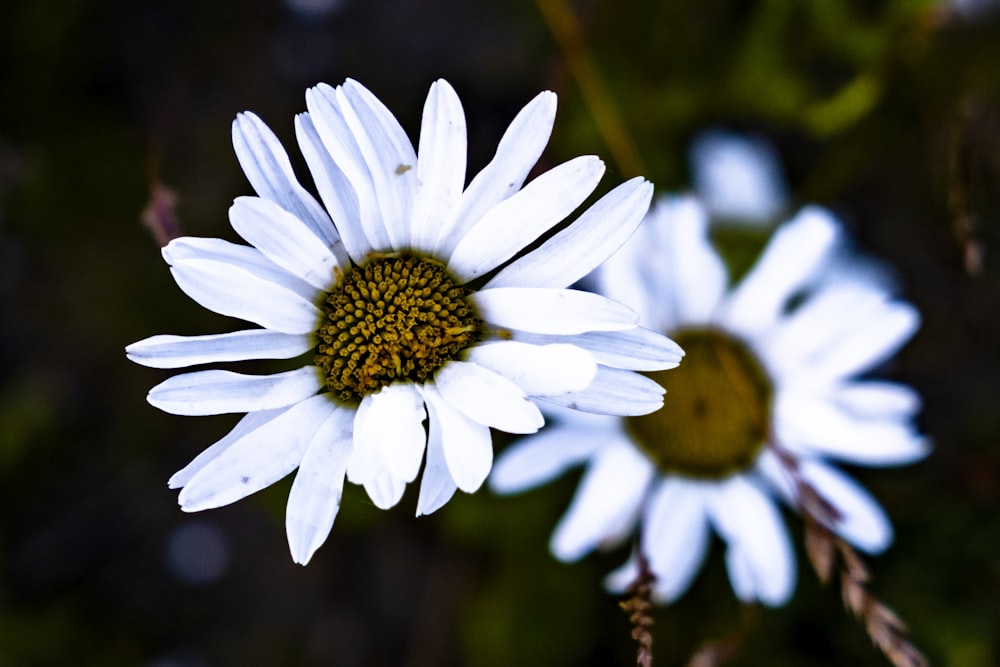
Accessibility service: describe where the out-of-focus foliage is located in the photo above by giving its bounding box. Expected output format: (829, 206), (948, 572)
(1, 0), (998, 665)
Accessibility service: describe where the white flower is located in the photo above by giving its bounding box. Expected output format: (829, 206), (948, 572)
(126, 79), (683, 565)
(491, 195), (928, 606)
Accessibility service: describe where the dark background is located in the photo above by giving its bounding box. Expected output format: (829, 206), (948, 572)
(1, 0), (998, 665)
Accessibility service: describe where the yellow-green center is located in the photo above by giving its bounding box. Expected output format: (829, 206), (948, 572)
(313, 254), (484, 405)
(625, 328), (773, 478)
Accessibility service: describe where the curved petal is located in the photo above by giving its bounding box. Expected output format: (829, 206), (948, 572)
(415, 388), (459, 516)
(511, 327), (684, 372)
(285, 407), (355, 564)
(474, 287), (638, 335)
(433, 360), (543, 434)
(540, 366), (665, 416)
(126, 330), (312, 369)
(229, 196), (343, 291)
(448, 156), (605, 281)
(423, 384), (493, 493)
(362, 470), (407, 510)
(486, 177), (653, 289)
(829, 381), (921, 419)
(178, 394), (337, 511)
(411, 79), (467, 252)
(231, 111), (340, 249)
(550, 440), (654, 562)
(720, 206), (840, 338)
(643, 477), (712, 602)
(466, 341), (596, 396)
(353, 383), (427, 483)
(148, 367), (321, 416)
(799, 459), (893, 554)
(433, 91), (557, 255)
(295, 112), (370, 262)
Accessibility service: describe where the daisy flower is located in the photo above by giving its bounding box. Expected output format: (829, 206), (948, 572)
(490, 196), (928, 606)
(126, 79), (683, 565)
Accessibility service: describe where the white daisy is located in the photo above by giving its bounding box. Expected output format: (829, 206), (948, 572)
(491, 195), (928, 606)
(126, 78), (683, 565)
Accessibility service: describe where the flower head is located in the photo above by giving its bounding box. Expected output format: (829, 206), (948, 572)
(491, 195), (928, 605)
(126, 79), (682, 564)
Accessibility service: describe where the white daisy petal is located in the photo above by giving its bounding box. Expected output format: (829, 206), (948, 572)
(169, 407), (289, 490)
(448, 156), (605, 281)
(295, 112), (370, 261)
(126, 330), (312, 369)
(363, 470), (408, 510)
(422, 385), (493, 493)
(473, 287), (638, 335)
(178, 394), (336, 511)
(415, 388), (459, 516)
(164, 238), (318, 334)
(550, 440), (654, 562)
(705, 475), (795, 606)
(829, 381), (922, 418)
(489, 420), (614, 494)
(411, 79), (467, 252)
(604, 554), (641, 594)
(799, 459), (893, 554)
(775, 391), (930, 465)
(466, 341), (597, 396)
(433, 91), (557, 255)
(148, 367), (322, 416)
(642, 477), (712, 602)
(511, 327), (684, 371)
(433, 361), (544, 434)
(720, 206), (840, 337)
(806, 302), (920, 381)
(229, 196), (342, 291)
(285, 407), (355, 564)
(339, 79), (418, 249)
(353, 384), (427, 483)
(484, 177), (652, 290)
(231, 111), (340, 248)
(541, 366), (664, 416)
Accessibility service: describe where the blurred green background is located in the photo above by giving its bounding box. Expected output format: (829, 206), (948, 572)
(1, 0), (998, 665)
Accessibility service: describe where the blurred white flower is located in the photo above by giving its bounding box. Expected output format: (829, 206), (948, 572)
(491, 196), (928, 606)
(127, 78), (681, 565)
(690, 130), (788, 226)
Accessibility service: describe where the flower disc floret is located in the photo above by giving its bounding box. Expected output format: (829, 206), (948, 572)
(314, 254), (484, 404)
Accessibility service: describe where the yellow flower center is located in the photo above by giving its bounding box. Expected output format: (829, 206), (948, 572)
(314, 254), (484, 404)
(625, 328), (772, 478)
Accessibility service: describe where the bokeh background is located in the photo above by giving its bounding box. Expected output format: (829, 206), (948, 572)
(1, 0), (999, 665)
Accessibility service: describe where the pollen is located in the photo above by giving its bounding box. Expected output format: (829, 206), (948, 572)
(313, 254), (484, 404)
(625, 328), (773, 478)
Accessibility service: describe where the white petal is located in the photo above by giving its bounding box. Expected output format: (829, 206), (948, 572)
(411, 79), (467, 252)
(231, 111), (340, 248)
(164, 237), (318, 334)
(353, 383), (427, 483)
(604, 554), (641, 594)
(126, 330), (312, 369)
(423, 384), (493, 493)
(486, 178), (653, 289)
(448, 156), (605, 281)
(720, 207), (840, 337)
(285, 407), (355, 564)
(338, 79), (418, 249)
(415, 389), (459, 516)
(805, 302), (919, 381)
(148, 367), (321, 416)
(362, 470), (407, 509)
(550, 440), (654, 562)
(433, 361), (543, 434)
(705, 475), (796, 606)
(541, 366), (665, 416)
(474, 287), (638, 335)
(775, 391), (930, 466)
(690, 130), (788, 224)
(799, 459), (893, 554)
(642, 477), (712, 602)
(169, 407), (288, 489)
(829, 381), (921, 419)
(295, 112), (370, 262)
(511, 327), (684, 372)
(489, 419), (614, 494)
(433, 91), (556, 255)
(178, 394), (337, 511)
(229, 196), (342, 291)
(466, 341), (596, 396)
